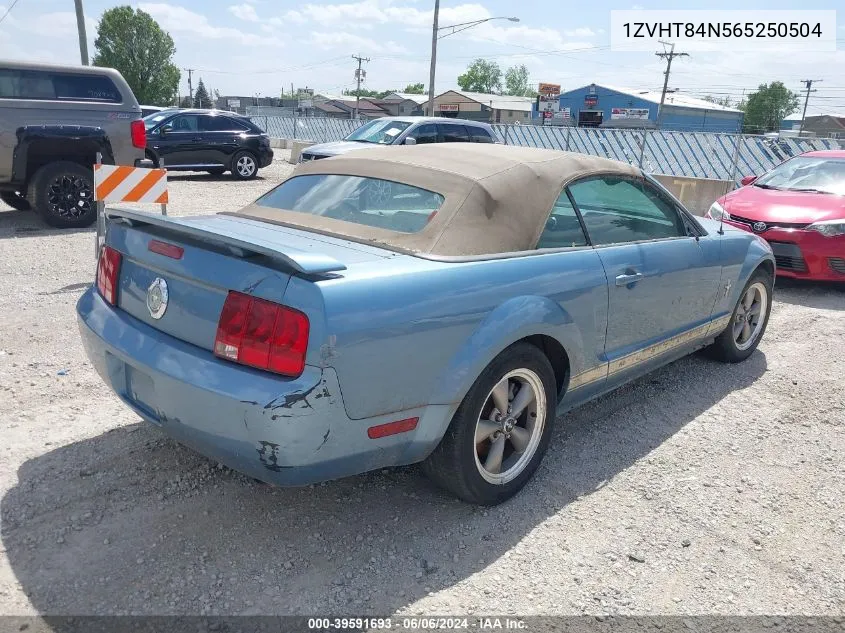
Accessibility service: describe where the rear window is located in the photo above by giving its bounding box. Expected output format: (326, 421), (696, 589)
(0, 69), (122, 102)
(469, 127), (494, 143)
(255, 174), (444, 234)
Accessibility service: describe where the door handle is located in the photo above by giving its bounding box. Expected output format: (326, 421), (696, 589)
(615, 272), (643, 286)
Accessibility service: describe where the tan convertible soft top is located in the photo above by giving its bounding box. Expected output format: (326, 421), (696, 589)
(232, 143), (642, 256)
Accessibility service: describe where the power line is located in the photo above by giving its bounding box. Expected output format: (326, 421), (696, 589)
(0, 0), (22, 25)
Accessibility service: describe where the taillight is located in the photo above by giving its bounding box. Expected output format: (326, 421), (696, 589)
(131, 119), (146, 149)
(96, 246), (122, 305)
(214, 291), (309, 377)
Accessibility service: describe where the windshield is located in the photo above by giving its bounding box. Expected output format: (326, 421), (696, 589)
(143, 111), (173, 129)
(344, 119), (412, 144)
(255, 174), (444, 233)
(755, 156), (845, 195)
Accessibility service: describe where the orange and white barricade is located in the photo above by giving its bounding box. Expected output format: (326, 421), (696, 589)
(93, 159), (169, 256)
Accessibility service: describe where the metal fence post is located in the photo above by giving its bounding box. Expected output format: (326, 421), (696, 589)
(638, 130), (650, 168)
(158, 157), (167, 217)
(565, 125), (572, 152)
(94, 152), (103, 258)
(729, 132), (743, 189)
(503, 124), (510, 146)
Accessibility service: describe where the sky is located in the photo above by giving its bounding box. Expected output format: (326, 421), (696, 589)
(1, 0), (844, 115)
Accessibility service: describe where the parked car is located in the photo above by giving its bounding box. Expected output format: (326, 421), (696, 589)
(706, 150), (845, 281)
(299, 116), (497, 162)
(0, 60), (146, 228)
(140, 104), (167, 117)
(77, 144), (775, 505)
(143, 108), (273, 179)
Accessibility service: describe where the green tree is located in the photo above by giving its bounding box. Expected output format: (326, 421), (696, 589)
(179, 96), (192, 108)
(343, 88), (381, 98)
(504, 65), (534, 97)
(93, 6), (180, 106)
(457, 59), (502, 94)
(193, 79), (210, 108)
(741, 82), (800, 134)
(404, 82), (425, 94)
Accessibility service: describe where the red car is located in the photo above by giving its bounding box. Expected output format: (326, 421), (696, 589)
(706, 150), (845, 282)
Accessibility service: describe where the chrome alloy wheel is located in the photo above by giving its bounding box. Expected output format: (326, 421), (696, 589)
(236, 155), (257, 178)
(733, 281), (768, 351)
(473, 368), (546, 485)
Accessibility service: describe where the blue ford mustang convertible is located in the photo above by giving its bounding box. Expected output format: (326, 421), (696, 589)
(77, 144), (775, 505)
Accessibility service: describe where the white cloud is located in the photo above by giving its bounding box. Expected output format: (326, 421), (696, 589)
(564, 27), (596, 38)
(310, 31), (408, 54)
(281, 11), (306, 25)
(228, 3), (259, 22)
(138, 3), (282, 47)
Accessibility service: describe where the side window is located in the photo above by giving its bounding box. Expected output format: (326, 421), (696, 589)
(438, 124), (470, 142)
(536, 191), (589, 249)
(412, 123), (438, 144)
(201, 116), (247, 132)
(568, 177), (686, 245)
(168, 115), (200, 132)
(0, 70), (54, 99)
(469, 127), (494, 143)
(53, 73), (121, 102)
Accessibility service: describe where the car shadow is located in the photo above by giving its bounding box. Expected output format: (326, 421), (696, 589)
(2, 351), (767, 615)
(775, 277), (845, 311)
(0, 208), (94, 240)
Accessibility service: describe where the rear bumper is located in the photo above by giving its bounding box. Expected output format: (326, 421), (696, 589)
(257, 147), (274, 168)
(76, 288), (445, 486)
(723, 220), (845, 282)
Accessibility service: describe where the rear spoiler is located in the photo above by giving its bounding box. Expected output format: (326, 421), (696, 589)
(105, 208), (347, 275)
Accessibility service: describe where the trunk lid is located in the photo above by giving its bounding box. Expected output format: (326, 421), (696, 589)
(106, 209), (395, 351)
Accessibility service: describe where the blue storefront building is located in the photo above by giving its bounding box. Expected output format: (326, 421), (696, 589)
(534, 83), (744, 133)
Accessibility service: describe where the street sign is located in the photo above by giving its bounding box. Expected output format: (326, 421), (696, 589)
(585, 95), (598, 107)
(439, 104), (459, 112)
(538, 82), (561, 96)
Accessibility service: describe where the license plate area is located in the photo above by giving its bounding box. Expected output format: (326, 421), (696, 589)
(125, 364), (160, 422)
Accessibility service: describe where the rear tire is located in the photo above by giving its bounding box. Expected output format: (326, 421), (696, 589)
(0, 191), (31, 211)
(422, 342), (557, 505)
(231, 151), (258, 180)
(27, 161), (96, 229)
(705, 269), (773, 363)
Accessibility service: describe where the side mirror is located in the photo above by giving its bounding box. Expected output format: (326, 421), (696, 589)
(160, 124), (173, 135)
(740, 175), (757, 186)
(404, 136), (417, 145)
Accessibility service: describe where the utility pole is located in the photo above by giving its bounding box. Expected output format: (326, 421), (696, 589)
(184, 68), (194, 105)
(351, 54), (370, 120)
(798, 79), (822, 137)
(73, 0), (89, 65)
(427, 0), (440, 117)
(655, 41), (688, 128)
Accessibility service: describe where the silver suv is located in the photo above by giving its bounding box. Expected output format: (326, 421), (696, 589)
(0, 60), (146, 228)
(299, 116), (498, 162)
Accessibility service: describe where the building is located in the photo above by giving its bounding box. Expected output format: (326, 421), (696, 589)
(374, 92), (427, 116)
(426, 90), (533, 123)
(781, 115), (845, 139)
(544, 84), (744, 133)
(324, 98), (387, 120)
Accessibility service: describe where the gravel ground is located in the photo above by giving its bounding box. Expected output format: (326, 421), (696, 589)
(0, 153), (843, 618)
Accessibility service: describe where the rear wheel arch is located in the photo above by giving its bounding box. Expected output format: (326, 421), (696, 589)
(522, 334), (570, 398)
(16, 132), (114, 189)
(425, 295), (577, 408)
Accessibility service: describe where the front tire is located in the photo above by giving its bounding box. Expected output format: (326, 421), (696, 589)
(0, 190), (31, 211)
(231, 151), (258, 180)
(206, 168), (226, 176)
(706, 269), (773, 363)
(27, 162), (96, 229)
(422, 342), (557, 505)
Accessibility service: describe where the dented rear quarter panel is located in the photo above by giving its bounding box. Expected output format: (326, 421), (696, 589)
(305, 248), (609, 421)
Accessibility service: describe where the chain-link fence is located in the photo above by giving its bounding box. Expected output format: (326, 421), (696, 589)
(254, 115), (844, 185)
